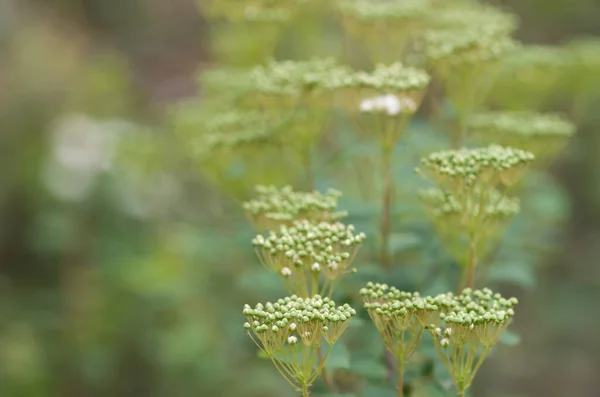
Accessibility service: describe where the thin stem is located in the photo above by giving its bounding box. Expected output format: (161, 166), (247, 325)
(302, 383), (310, 397)
(397, 360), (404, 397)
(463, 237), (477, 290)
(317, 346), (337, 394)
(458, 390), (465, 397)
(304, 146), (315, 191)
(380, 145), (393, 269)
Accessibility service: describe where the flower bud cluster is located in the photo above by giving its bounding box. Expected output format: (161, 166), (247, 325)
(252, 220), (365, 295)
(243, 294), (356, 353)
(468, 111), (576, 138)
(351, 63), (430, 93)
(426, 288), (518, 394)
(423, 3), (518, 35)
(468, 111), (576, 160)
(243, 185), (348, 230)
(249, 58), (354, 98)
(359, 282), (441, 362)
(337, 0), (428, 23)
(418, 144), (535, 187)
(361, 282), (441, 325)
(430, 288), (517, 348)
(419, 26), (518, 66)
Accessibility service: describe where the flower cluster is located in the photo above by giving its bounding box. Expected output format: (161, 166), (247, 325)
(422, 2), (518, 34)
(337, 0), (428, 23)
(243, 185), (348, 230)
(417, 145), (535, 188)
(359, 94), (417, 116)
(249, 58), (354, 103)
(419, 27), (518, 67)
(252, 220), (365, 297)
(429, 288), (518, 394)
(204, 0), (316, 23)
(351, 63), (430, 94)
(360, 282), (440, 362)
(488, 45), (568, 110)
(243, 295), (356, 352)
(468, 111), (576, 160)
(243, 295), (356, 392)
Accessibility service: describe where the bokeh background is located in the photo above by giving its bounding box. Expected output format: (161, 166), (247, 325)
(1, 1), (600, 397)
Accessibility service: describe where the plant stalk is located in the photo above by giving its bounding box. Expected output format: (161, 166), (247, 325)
(464, 238), (477, 290)
(397, 361), (404, 397)
(302, 383), (310, 397)
(380, 145), (393, 268)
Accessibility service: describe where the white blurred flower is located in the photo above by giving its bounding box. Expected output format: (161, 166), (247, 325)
(281, 267), (292, 277)
(43, 113), (123, 201)
(287, 336), (298, 345)
(359, 94), (416, 116)
(311, 262), (321, 271)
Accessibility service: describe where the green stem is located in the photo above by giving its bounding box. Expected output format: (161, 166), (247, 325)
(463, 238), (477, 290)
(458, 390), (465, 397)
(380, 145), (393, 269)
(397, 360), (404, 397)
(304, 146), (315, 191)
(302, 383), (310, 397)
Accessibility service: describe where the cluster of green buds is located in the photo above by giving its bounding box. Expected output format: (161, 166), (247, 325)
(338, 63), (430, 146)
(417, 145), (535, 191)
(429, 288), (518, 396)
(243, 295), (356, 393)
(243, 185), (348, 231)
(202, 0), (302, 23)
(252, 220), (366, 297)
(360, 282), (440, 367)
(468, 111), (576, 162)
(486, 45), (568, 110)
(414, 9), (518, 129)
(418, 187), (520, 266)
(248, 58), (354, 109)
(420, 2), (518, 35)
(417, 145), (533, 286)
(337, 0), (429, 62)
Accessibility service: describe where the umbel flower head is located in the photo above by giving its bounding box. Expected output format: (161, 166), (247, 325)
(243, 185), (348, 231)
(468, 111), (576, 162)
(252, 220), (366, 297)
(429, 288), (518, 395)
(248, 58), (355, 109)
(337, 0), (429, 61)
(337, 63), (430, 146)
(202, 0), (303, 23)
(486, 45), (568, 110)
(360, 282), (440, 363)
(243, 295), (356, 392)
(417, 145), (535, 192)
(421, 2), (518, 35)
(418, 187), (519, 266)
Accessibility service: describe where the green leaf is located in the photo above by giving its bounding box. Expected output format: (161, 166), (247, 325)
(389, 233), (422, 255)
(360, 384), (397, 397)
(325, 342), (351, 371)
(487, 261), (536, 289)
(500, 330), (521, 346)
(350, 356), (387, 380)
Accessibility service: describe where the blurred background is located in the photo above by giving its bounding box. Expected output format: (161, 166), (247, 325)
(1, 1), (599, 397)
